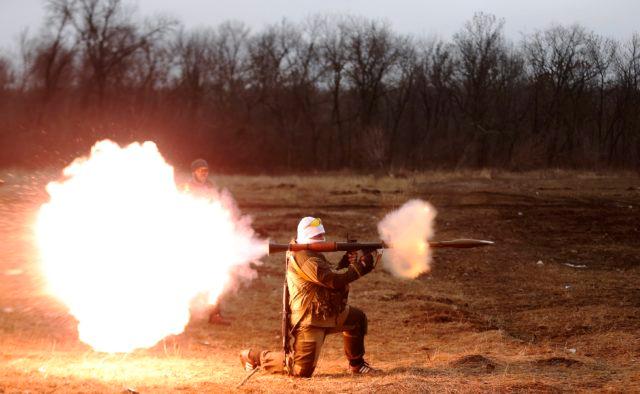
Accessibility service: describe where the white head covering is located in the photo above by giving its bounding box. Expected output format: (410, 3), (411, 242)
(296, 216), (325, 244)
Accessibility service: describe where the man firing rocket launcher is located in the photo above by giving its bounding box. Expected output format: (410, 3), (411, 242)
(239, 201), (493, 381)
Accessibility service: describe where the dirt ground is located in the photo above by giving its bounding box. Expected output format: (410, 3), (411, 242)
(0, 169), (639, 393)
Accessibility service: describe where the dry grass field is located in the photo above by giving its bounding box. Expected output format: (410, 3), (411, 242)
(1, 169), (639, 393)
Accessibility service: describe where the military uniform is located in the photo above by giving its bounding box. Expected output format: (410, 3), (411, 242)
(184, 178), (215, 197)
(258, 249), (368, 377)
(184, 175), (228, 324)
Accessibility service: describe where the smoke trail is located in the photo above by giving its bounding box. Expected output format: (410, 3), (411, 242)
(377, 199), (437, 279)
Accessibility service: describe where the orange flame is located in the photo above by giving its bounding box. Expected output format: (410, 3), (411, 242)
(418, 241), (427, 255)
(36, 140), (266, 353)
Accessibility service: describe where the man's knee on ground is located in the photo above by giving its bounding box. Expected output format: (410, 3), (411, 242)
(292, 350), (317, 377)
(292, 337), (319, 377)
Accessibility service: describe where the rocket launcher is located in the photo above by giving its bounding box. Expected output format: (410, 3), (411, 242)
(268, 238), (494, 254)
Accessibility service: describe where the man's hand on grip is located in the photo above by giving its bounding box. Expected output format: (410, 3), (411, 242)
(338, 251), (358, 269)
(353, 252), (375, 276)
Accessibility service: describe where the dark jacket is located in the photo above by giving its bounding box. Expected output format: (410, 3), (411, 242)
(287, 249), (361, 327)
(184, 178), (215, 197)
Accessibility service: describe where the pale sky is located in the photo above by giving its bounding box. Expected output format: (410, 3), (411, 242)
(1, 0), (639, 51)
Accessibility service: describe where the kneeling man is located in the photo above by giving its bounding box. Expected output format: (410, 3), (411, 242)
(240, 216), (376, 377)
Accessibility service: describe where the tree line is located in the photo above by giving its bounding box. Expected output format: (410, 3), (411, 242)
(1, 0), (639, 172)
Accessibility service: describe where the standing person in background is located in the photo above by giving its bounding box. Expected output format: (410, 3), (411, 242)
(184, 158), (230, 325)
(184, 158), (215, 195)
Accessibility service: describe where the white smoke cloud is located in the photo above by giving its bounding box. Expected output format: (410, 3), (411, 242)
(377, 199), (437, 279)
(36, 140), (267, 353)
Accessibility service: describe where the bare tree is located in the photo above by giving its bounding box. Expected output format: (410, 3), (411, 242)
(524, 24), (600, 164)
(453, 12), (506, 166)
(0, 55), (15, 166)
(246, 20), (302, 169)
(382, 35), (417, 168)
(413, 38), (456, 165)
(343, 18), (401, 167)
(27, 1), (76, 106)
(173, 27), (216, 115)
(586, 35), (617, 151)
(285, 18), (326, 168)
(317, 15), (349, 167)
(493, 44), (528, 165)
(210, 21), (250, 108)
(344, 18), (400, 126)
(610, 33), (640, 166)
(0, 55), (14, 92)
(126, 32), (172, 94)
(50, 0), (174, 105)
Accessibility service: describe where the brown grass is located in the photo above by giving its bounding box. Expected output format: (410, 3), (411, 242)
(1, 169), (639, 392)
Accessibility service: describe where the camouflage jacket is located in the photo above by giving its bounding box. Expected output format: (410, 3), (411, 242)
(287, 249), (360, 327)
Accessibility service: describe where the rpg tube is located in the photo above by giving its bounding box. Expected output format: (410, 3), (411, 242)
(267, 239), (494, 255)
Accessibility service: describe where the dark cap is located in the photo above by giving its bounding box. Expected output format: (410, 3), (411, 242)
(191, 158), (209, 172)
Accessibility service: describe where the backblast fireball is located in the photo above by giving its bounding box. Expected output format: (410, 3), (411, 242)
(36, 140), (266, 353)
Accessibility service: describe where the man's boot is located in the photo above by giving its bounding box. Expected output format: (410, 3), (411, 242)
(349, 359), (378, 374)
(239, 349), (261, 371)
